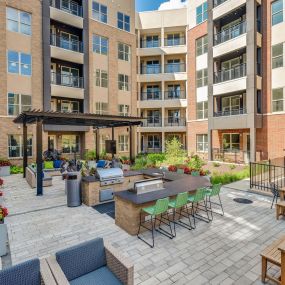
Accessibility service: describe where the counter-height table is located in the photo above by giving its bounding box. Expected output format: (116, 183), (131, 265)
(114, 175), (211, 235)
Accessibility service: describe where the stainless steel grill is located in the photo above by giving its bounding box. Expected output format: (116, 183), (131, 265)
(132, 178), (164, 195)
(96, 168), (124, 186)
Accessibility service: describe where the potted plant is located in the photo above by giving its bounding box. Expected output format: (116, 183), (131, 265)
(0, 205), (8, 256)
(121, 156), (131, 171)
(0, 159), (11, 177)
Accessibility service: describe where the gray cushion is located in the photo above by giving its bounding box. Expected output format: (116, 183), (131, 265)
(0, 258), (40, 285)
(70, 266), (122, 285)
(56, 238), (106, 281)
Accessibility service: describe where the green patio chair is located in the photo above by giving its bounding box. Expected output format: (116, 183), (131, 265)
(137, 197), (173, 248)
(205, 183), (224, 220)
(176, 169), (184, 174)
(168, 192), (192, 236)
(191, 170), (200, 177)
(188, 188), (210, 228)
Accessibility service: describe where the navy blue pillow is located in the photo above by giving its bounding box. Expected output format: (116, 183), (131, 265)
(97, 160), (106, 168)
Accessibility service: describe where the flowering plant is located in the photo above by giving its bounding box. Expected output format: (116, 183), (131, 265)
(0, 206), (8, 223)
(0, 191), (3, 197)
(0, 159), (11, 167)
(168, 165), (177, 172)
(0, 178), (3, 187)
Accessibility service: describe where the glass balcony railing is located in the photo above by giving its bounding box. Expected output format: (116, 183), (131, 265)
(164, 37), (186, 47)
(214, 63), (246, 83)
(164, 63), (186, 73)
(50, 34), (83, 53)
(141, 65), (161, 74)
(213, 0), (228, 7)
(140, 39), (161, 48)
(214, 21), (246, 45)
(51, 71), (84, 88)
(50, 0), (83, 17)
(164, 90), (186, 99)
(140, 91), (162, 101)
(164, 117), (186, 127)
(143, 117), (162, 127)
(214, 108), (247, 117)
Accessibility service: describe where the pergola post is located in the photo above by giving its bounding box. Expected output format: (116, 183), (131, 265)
(36, 118), (43, 196)
(96, 128), (100, 160)
(111, 127), (115, 158)
(23, 121), (28, 178)
(129, 125), (133, 163)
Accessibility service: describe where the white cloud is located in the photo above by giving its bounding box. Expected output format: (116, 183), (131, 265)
(158, 0), (187, 10)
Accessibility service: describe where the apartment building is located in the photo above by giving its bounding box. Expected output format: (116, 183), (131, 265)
(136, 8), (188, 153)
(1, 0), (136, 163)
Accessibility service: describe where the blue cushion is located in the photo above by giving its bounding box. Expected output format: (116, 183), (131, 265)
(0, 258), (41, 285)
(53, 160), (62, 169)
(70, 266), (122, 285)
(56, 238), (107, 281)
(97, 160), (106, 168)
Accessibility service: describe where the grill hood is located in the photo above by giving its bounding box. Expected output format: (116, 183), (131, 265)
(96, 168), (124, 181)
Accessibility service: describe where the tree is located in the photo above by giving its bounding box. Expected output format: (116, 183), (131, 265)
(165, 137), (186, 165)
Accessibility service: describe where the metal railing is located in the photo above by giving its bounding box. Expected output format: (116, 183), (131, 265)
(50, 71), (84, 88)
(164, 90), (186, 99)
(164, 63), (186, 73)
(213, 0), (228, 7)
(140, 65), (161, 74)
(140, 39), (161, 48)
(214, 63), (246, 83)
(142, 117), (162, 127)
(140, 91), (162, 101)
(164, 117), (186, 127)
(50, 0), (83, 17)
(214, 21), (246, 45)
(214, 108), (247, 117)
(164, 37), (186, 46)
(212, 148), (250, 164)
(250, 161), (285, 192)
(50, 34), (83, 53)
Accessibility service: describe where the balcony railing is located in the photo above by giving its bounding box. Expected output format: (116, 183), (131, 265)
(142, 117), (162, 127)
(164, 90), (186, 99)
(50, 34), (83, 53)
(214, 108), (247, 117)
(212, 148), (250, 164)
(141, 147), (162, 153)
(213, 0), (228, 7)
(51, 71), (84, 88)
(140, 91), (162, 101)
(214, 63), (246, 83)
(50, 0), (83, 17)
(164, 117), (186, 127)
(141, 65), (161, 74)
(164, 37), (186, 47)
(214, 21), (246, 45)
(140, 39), (161, 48)
(164, 63), (186, 73)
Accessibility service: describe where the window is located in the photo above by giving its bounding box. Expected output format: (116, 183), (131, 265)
(196, 101), (208, 119)
(100, 134), (108, 152)
(95, 102), (108, 115)
(118, 105), (129, 116)
(92, 1), (107, 23)
(272, 88), (284, 112)
(95, 69), (108, 88)
(166, 34), (181, 46)
(143, 35), (159, 48)
(221, 95), (242, 114)
(60, 100), (80, 113)
(6, 7), (31, 35)
(272, 43), (283, 68)
(8, 93), (32, 116)
(196, 2), (208, 25)
(118, 135), (129, 152)
(196, 35), (208, 56)
(147, 135), (161, 150)
(222, 133), (240, 151)
(196, 68), (208, 87)
(62, 135), (80, 154)
(196, 134), (208, 152)
(93, 34), (108, 55)
(118, 43), (131, 61)
(117, 12), (130, 32)
(8, 134), (32, 158)
(8, 51), (32, 76)
(272, 0), (283, 26)
(118, 74), (129, 91)
(166, 59), (182, 73)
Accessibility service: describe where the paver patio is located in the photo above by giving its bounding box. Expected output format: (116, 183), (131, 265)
(2, 174), (285, 284)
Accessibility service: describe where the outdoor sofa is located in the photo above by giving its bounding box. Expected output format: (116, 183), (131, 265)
(46, 237), (134, 285)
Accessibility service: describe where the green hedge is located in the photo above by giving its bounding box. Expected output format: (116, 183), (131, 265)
(211, 167), (249, 185)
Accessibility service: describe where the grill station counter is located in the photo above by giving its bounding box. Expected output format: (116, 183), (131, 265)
(114, 171), (211, 236)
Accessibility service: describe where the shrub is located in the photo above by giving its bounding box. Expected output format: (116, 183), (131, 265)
(213, 162), (221, 167)
(165, 138), (186, 165)
(229, 164), (236, 170)
(211, 167), (250, 185)
(187, 154), (205, 170)
(131, 156), (148, 170)
(147, 153), (166, 167)
(84, 150), (96, 161)
(168, 165), (177, 172)
(0, 159), (11, 167)
(10, 165), (23, 174)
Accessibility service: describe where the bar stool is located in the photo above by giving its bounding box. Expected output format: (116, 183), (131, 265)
(205, 183), (224, 220)
(137, 197), (173, 248)
(168, 192), (192, 237)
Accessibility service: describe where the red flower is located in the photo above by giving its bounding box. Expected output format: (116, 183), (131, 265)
(0, 160), (11, 167)
(183, 167), (191, 174)
(168, 165), (177, 172)
(0, 206), (8, 218)
(0, 179), (3, 186)
(0, 192), (3, 197)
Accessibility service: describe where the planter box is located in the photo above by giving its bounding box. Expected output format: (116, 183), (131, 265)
(0, 223), (8, 257)
(0, 166), (10, 177)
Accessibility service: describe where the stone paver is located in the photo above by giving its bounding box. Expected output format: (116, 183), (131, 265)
(1, 174), (285, 284)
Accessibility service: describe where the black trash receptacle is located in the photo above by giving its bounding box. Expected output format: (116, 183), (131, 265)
(66, 173), (81, 207)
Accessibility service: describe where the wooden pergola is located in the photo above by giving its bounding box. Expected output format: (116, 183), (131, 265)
(14, 110), (143, 196)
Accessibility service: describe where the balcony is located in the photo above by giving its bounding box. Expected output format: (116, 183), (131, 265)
(140, 39), (161, 48)
(212, 0), (246, 20)
(142, 117), (162, 127)
(141, 147), (162, 154)
(164, 117), (186, 127)
(140, 65), (161, 75)
(164, 37), (186, 47)
(213, 0), (228, 7)
(50, 0), (83, 28)
(214, 108), (247, 117)
(140, 91), (162, 101)
(214, 63), (246, 83)
(214, 21), (246, 46)
(50, 34), (84, 64)
(164, 63), (186, 73)
(164, 90), (186, 100)
(50, 71), (84, 99)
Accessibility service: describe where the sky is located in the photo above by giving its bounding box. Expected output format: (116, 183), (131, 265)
(135, 0), (187, 12)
